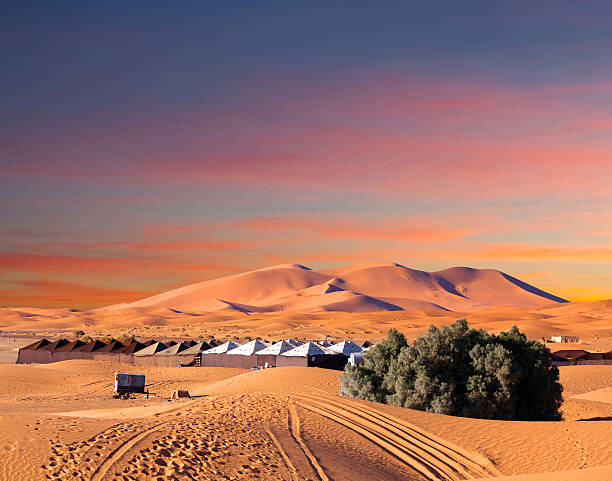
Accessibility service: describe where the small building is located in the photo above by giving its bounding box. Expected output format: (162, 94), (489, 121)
(348, 352), (364, 366)
(551, 336), (579, 343)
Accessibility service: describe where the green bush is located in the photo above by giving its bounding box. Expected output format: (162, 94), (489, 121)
(339, 320), (563, 420)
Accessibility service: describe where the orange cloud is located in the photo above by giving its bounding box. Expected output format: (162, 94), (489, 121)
(240, 216), (471, 242)
(473, 244), (612, 261)
(0, 280), (152, 309)
(0, 253), (244, 275)
(36, 240), (245, 252)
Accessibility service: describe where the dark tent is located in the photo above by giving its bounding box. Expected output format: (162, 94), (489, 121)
(16, 338), (50, 364)
(18, 339), (69, 364)
(51, 340), (86, 362)
(93, 340), (126, 362)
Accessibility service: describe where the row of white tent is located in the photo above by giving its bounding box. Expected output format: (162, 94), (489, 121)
(202, 339), (365, 357)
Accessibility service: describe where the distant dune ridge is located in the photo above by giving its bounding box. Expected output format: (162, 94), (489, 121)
(104, 262), (568, 314)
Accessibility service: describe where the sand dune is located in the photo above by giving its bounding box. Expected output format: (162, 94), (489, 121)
(2, 298), (610, 350)
(99, 263), (568, 314)
(1, 361), (612, 480)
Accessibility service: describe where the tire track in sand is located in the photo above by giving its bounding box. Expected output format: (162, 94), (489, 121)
(293, 393), (500, 481)
(288, 403), (330, 481)
(89, 420), (172, 481)
(263, 423), (300, 481)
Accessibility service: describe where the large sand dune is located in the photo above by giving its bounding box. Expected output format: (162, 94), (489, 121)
(101, 263), (568, 314)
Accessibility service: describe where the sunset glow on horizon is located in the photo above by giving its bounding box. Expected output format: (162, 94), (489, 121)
(2, 2), (611, 308)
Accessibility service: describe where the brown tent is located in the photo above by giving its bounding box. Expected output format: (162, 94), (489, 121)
(132, 342), (170, 366)
(16, 338), (50, 364)
(93, 340), (125, 362)
(136, 341), (195, 367)
(175, 341), (212, 367)
(111, 340), (152, 364)
(18, 339), (69, 364)
(551, 350), (589, 361)
(51, 340), (87, 362)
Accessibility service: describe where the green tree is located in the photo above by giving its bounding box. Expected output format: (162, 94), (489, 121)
(339, 328), (406, 402)
(339, 321), (563, 420)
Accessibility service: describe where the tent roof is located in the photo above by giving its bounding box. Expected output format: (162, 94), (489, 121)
(285, 339), (303, 346)
(133, 341), (169, 356)
(329, 340), (363, 355)
(552, 349), (589, 360)
(21, 338), (51, 351)
(256, 340), (295, 356)
(116, 341), (146, 354)
(202, 340), (241, 354)
(319, 340), (333, 347)
(178, 341), (212, 355)
(281, 342), (335, 357)
(54, 340), (86, 352)
(40, 339), (70, 351)
(96, 340), (125, 353)
(156, 341), (194, 356)
(75, 340), (107, 352)
(227, 339), (268, 355)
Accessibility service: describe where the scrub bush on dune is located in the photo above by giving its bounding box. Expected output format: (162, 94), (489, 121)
(339, 320), (563, 421)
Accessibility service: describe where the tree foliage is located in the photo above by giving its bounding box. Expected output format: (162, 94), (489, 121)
(339, 320), (563, 420)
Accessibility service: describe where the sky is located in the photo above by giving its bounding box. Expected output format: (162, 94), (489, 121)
(1, 1), (611, 308)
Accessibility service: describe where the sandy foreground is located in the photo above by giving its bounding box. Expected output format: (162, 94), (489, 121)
(0, 361), (611, 481)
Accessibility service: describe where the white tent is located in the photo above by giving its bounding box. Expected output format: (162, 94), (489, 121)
(319, 340), (333, 347)
(202, 340), (241, 354)
(226, 339), (268, 355)
(329, 340), (363, 355)
(281, 342), (335, 357)
(256, 340), (295, 356)
(285, 339), (303, 346)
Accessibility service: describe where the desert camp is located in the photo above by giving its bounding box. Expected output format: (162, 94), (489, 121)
(16, 337), (364, 371)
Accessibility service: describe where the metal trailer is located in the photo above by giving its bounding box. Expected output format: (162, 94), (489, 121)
(114, 372), (148, 399)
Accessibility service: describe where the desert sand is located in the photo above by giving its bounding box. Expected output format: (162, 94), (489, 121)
(0, 361), (611, 480)
(2, 263), (611, 480)
(2, 299), (611, 355)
